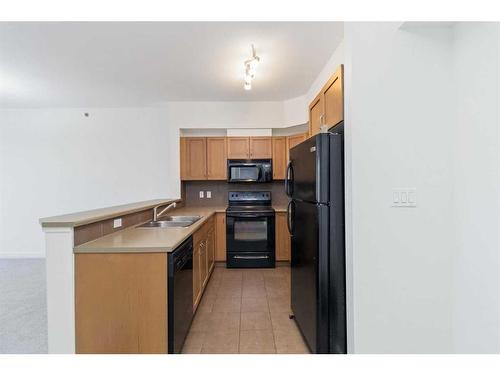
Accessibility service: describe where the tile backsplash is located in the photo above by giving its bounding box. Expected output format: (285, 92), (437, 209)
(183, 180), (288, 207)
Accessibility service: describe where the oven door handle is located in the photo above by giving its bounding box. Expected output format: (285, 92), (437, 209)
(233, 255), (270, 260)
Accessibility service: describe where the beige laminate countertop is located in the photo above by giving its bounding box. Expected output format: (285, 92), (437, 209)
(74, 206), (226, 253)
(273, 206), (287, 212)
(40, 198), (181, 228)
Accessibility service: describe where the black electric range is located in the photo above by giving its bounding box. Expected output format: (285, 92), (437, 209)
(225, 191), (275, 268)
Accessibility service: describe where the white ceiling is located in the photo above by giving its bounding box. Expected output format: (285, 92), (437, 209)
(0, 22), (343, 108)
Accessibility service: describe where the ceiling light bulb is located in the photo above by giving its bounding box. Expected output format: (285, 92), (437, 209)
(248, 58), (259, 70)
(247, 66), (256, 78)
(244, 82), (252, 91)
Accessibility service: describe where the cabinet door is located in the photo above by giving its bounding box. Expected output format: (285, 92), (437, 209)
(227, 137), (250, 159)
(180, 137), (187, 180)
(275, 212), (291, 261)
(287, 132), (308, 151)
(193, 245), (201, 310)
(200, 241), (208, 289)
(309, 92), (324, 137)
(185, 137), (207, 180)
(207, 229), (215, 274)
(286, 132), (308, 164)
(272, 137), (287, 180)
(250, 137), (272, 159)
(323, 65), (344, 127)
(215, 213), (226, 261)
(206, 137), (227, 180)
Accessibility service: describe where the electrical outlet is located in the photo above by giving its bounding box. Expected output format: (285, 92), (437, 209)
(199, 191), (204, 198)
(113, 218), (122, 228)
(206, 191), (212, 199)
(392, 188), (417, 207)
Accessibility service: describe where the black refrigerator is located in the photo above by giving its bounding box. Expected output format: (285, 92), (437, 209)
(285, 122), (346, 354)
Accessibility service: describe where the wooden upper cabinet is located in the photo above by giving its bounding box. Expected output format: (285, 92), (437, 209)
(249, 137), (272, 159)
(180, 137), (187, 180)
(308, 64), (344, 137)
(323, 65), (344, 128)
(287, 132), (308, 153)
(228, 136), (272, 159)
(272, 137), (287, 180)
(180, 137), (227, 181)
(184, 137), (207, 180)
(227, 137), (250, 159)
(309, 92), (324, 137)
(206, 137), (227, 180)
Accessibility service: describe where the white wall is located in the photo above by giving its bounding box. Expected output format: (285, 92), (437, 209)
(166, 101), (284, 129)
(451, 23), (500, 353)
(304, 40), (345, 105)
(344, 22), (456, 353)
(282, 40), (345, 127)
(0, 108), (179, 257)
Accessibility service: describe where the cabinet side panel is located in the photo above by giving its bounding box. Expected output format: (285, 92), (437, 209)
(75, 253), (167, 353)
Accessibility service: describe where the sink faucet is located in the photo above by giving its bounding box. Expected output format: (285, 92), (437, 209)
(153, 202), (177, 221)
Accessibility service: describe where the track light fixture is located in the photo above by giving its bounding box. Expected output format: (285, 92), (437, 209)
(243, 44), (260, 90)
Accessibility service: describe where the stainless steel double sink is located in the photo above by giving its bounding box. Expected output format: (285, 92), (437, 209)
(138, 215), (202, 228)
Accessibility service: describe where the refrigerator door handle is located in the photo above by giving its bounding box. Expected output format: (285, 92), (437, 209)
(285, 161), (294, 197)
(286, 200), (295, 235)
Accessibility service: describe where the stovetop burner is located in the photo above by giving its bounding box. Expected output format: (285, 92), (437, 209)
(226, 191), (274, 214)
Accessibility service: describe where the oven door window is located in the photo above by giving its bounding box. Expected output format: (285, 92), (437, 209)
(227, 215), (273, 253)
(230, 166), (260, 181)
(234, 220), (268, 241)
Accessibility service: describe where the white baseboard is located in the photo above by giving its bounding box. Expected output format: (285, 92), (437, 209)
(0, 252), (45, 259)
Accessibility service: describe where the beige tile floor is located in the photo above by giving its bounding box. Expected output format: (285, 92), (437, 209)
(182, 265), (311, 354)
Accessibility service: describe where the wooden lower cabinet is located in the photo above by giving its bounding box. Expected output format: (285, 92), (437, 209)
(193, 243), (202, 308)
(200, 241), (208, 289)
(75, 253), (168, 354)
(215, 213), (226, 261)
(207, 226), (215, 273)
(192, 214), (216, 312)
(74, 213), (219, 354)
(275, 212), (291, 261)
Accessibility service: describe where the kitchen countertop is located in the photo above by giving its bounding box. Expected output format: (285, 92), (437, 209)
(39, 198), (181, 228)
(74, 206), (226, 253)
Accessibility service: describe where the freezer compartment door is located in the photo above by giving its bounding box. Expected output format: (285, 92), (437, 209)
(289, 134), (330, 204)
(291, 200), (329, 353)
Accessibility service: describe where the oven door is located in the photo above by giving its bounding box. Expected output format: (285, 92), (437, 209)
(226, 213), (275, 253)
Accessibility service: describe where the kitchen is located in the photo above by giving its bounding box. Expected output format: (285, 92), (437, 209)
(40, 62), (345, 353)
(2, 15), (500, 367)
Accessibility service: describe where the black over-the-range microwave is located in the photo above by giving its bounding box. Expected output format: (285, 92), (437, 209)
(227, 159), (272, 183)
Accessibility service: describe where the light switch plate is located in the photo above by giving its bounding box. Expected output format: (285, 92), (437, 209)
(392, 188), (417, 207)
(199, 191), (204, 198)
(113, 218), (122, 228)
(206, 191), (212, 198)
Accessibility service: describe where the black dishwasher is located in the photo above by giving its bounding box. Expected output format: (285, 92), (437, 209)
(168, 236), (194, 354)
